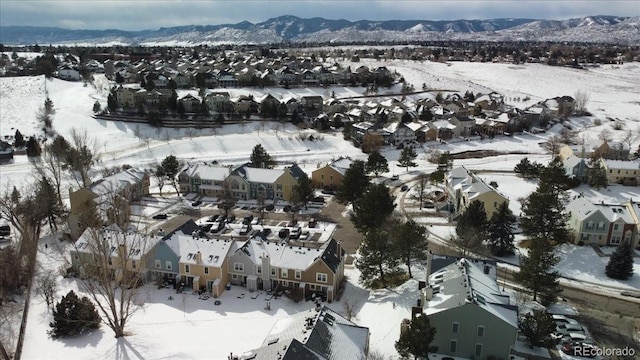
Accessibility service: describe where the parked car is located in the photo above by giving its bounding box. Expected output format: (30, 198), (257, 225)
(555, 323), (584, 336)
(243, 215), (254, 225)
(152, 213), (169, 220)
(0, 225), (10, 236)
(561, 341), (598, 357)
(311, 196), (325, 203)
(299, 231), (310, 241)
(278, 228), (290, 239)
(265, 204), (275, 211)
(401, 184), (409, 191)
(239, 224), (252, 235)
(290, 227), (301, 240)
(191, 199), (203, 207)
(227, 215), (236, 223)
(552, 314), (578, 325)
(261, 228), (272, 237)
(391, 175), (399, 180)
(207, 214), (219, 223)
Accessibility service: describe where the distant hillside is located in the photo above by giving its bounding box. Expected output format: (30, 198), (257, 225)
(1, 15), (638, 45)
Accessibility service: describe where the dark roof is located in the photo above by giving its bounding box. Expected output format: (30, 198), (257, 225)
(430, 254), (497, 276)
(320, 238), (343, 273)
(163, 219), (199, 240)
(288, 164), (306, 180)
(282, 339), (321, 360)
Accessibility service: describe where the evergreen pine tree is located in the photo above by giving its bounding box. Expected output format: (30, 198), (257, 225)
(365, 150), (389, 176)
(487, 201), (517, 256)
(336, 160), (370, 203)
(26, 136), (42, 157)
(392, 219), (428, 278)
(351, 183), (395, 233)
(588, 157), (608, 188)
(520, 157), (570, 244)
(453, 200), (488, 257)
(515, 236), (561, 305)
(395, 314), (438, 359)
(49, 290), (101, 338)
(14, 129), (25, 148)
(356, 227), (399, 287)
(518, 310), (556, 348)
(398, 147), (418, 172)
(249, 144), (275, 169)
(605, 242), (634, 280)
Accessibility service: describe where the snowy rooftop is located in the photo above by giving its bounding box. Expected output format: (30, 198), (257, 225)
(424, 259), (517, 328)
(242, 306), (369, 360)
(88, 168), (147, 197)
(238, 166), (284, 184)
(602, 159), (640, 170)
(74, 224), (160, 261)
(164, 232), (236, 267)
(181, 163), (231, 181)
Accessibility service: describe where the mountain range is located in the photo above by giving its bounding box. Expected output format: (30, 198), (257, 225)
(2, 15), (639, 46)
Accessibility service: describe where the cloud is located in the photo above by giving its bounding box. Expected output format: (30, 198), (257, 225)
(1, 0), (638, 31)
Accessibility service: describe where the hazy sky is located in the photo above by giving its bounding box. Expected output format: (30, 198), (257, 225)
(1, 0), (638, 31)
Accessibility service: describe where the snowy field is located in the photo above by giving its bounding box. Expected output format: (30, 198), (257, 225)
(2, 60), (640, 359)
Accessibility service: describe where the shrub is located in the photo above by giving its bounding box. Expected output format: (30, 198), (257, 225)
(49, 290), (101, 338)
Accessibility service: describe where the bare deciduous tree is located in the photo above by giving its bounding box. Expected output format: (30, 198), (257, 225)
(73, 225), (149, 338)
(35, 271), (57, 311)
(412, 174), (429, 210)
(573, 90), (589, 114)
(33, 144), (65, 205)
(543, 136), (563, 155)
(69, 128), (102, 187)
(622, 127), (640, 153)
(599, 128), (613, 143)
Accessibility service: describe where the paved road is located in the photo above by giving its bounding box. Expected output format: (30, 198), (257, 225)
(318, 198), (362, 255)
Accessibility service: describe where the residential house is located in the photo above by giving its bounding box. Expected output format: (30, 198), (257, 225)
(57, 65), (81, 81)
(70, 224), (160, 282)
(228, 236), (345, 302)
(419, 258), (517, 360)
(311, 157), (353, 190)
(385, 121), (417, 147)
(563, 155), (592, 182)
(566, 197), (638, 247)
(301, 95), (324, 117)
(428, 120), (459, 141)
(68, 168), (150, 239)
(179, 94), (202, 113)
(225, 164), (304, 202)
(446, 166), (509, 218)
(600, 159), (640, 185)
(178, 163), (232, 197)
(205, 91), (232, 113)
(449, 115), (476, 137)
(237, 306), (369, 360)
(164, 231), (235, 297)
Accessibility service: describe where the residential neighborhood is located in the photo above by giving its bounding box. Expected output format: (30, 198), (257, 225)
(1, 9), (640, 360)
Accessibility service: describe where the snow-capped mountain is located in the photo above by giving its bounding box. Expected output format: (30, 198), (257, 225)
(1, 15), (638, 45)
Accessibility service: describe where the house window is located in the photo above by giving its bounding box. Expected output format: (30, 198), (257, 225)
(611, 235), (621, 245)
(614, 223), (620, 231)
(271, 268), (277, 277)
(586, 221), (593, 230)
(451, 322), (459, 333)
(166, 261), (172, 270)
(309, 284), (316, 290)
(477, 326), (485, 337)
(597, 222), (605, 231)
(155, 260), (161, 269)
(475, 343), (483, 357)
(234, 263), (244, 272)
(131, 261), (136, 269)
(281, 268), (288, 278)
(282, 281), (289, 287)
(295, 270), (301, 280)
(449, 340), (457, 353)
(257, 266), (262, 274)
(185, 265), (190, 273)
(316, 273), (327, 283)
(204, 267), (209, 275)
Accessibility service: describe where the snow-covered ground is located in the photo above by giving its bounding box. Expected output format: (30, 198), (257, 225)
(2, 60), (640, 359)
